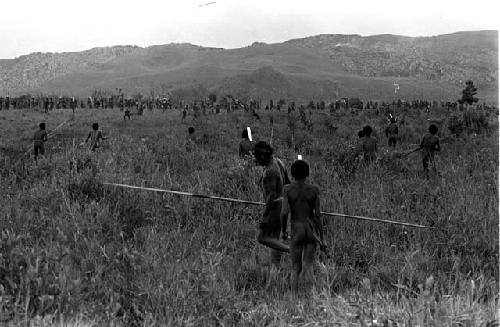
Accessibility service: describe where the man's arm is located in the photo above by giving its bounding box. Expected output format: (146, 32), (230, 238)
(280, 186), (290, 238)
(313, 188), (324, 242)
(262, 170), (279, 216)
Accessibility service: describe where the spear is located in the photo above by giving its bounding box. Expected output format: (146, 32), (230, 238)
(404, 147), (421, 157)
(103, 182), (434, 229)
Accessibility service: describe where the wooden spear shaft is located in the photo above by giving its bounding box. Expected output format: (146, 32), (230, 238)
(103, 182), (434, 229)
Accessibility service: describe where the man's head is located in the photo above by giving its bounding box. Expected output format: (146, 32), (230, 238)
(242, 128), (248, 139)
(39, 123), (46, 130)
(92, 123), (99, 131)
(253, 141), (273, 166)
(291, 160), (309, 180)
(363, 125), (373, 137)
(188, 127), (195, 135)
(429, 124), (438, 135)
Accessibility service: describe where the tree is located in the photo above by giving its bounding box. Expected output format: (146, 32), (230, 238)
(459, 80), (479, 106)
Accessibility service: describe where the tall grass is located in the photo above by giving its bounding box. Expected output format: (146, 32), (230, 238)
(0, 107), (498, 326)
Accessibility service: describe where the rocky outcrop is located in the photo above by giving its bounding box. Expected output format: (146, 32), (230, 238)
(285, 31), (498, 86)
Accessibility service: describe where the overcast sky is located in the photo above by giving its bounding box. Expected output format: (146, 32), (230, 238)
(1, 0), (498, 59)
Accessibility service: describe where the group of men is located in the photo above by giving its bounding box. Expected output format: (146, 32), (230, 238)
(31, 122), (106, 163)
(250, 139), (324, 292)
(28, 113), (440, 292)
(358, 118), (441, 175)
(237, 118), (442, 291)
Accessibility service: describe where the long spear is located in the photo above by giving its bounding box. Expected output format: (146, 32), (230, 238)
(103, 182), (433, 229)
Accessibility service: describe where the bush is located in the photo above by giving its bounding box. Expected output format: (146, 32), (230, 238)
(448, 110), (490, 136)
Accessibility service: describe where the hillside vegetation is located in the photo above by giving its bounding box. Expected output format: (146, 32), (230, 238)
(0, 31), (497, 103)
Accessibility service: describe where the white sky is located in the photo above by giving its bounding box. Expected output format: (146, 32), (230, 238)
(0, 0), (498, 59)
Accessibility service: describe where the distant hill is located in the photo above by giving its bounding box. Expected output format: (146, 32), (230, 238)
(0, 31), (497, 103)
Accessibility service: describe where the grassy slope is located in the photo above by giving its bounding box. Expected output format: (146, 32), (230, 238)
(0, 107), (498, 326)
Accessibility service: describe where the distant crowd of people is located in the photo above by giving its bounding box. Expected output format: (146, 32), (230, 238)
(0, 94), (497, 113)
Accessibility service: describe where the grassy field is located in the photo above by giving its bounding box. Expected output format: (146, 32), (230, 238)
(0, 106), (498, 326)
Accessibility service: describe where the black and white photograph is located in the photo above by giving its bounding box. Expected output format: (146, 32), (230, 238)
(0, 0), (498, 326)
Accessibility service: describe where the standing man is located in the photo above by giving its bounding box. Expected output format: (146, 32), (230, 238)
(361, 125), (378, 163)
(420, 124), (440, 176)
(385, 117), (399, 147)
(84, 123), (106, 152)
(33, 123), (48, 163)
(71, 97), (77, 114)
(253, 141), (291, 267)
(239, 128), (254, 158)
(280, 159), (324, 292)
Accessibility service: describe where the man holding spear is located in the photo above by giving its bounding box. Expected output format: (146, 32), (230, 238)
(405, 124), (441, 176)
(253, 141), (291, 267)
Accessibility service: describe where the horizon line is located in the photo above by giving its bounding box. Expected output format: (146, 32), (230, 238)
(2, 29), (496, 60)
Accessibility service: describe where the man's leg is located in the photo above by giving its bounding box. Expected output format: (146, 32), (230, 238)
(257, 229), (290, 253)
(302, 243), (317, 289)
(290, 243), (303, 293)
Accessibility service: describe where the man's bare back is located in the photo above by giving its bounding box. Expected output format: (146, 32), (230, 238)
(280, 160), (324, 292)
(283, 182), (321, 246)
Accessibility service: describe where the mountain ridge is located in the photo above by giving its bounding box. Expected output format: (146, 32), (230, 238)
(0, 31), (497, 103)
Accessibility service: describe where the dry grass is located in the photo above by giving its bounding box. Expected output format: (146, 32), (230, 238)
(0, 107), (498, 326)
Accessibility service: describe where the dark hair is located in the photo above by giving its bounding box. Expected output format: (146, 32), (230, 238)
(242, 128), (248, 139)
(391, 118), (396, 123)
(188, 127), (195, 134)
(254, 141), (273, 155)
(362, 125), (372, 136)
(39, 123), (46, 130)
(358, 130), (364, 138)
(92, 123), (99, 130)
(291, 160), (309, 180)
(429, 124), (438, 134)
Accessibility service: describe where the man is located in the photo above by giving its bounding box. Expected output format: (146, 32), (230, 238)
(420, 124), (440, 176)
(239, 129), (254, 158)
(124, 108), (131, 120)
(185, 127), (196, 151)
(182, 106), (187, 120)
(385, 118), (398, 147)
(361, 125), (378, 163)
(33, 123), (48, 163)
(71, 97), (77, 114)
(254, 141), (290, 267)
(84, 123), (106, 152)
(280, 159), (324, 292)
